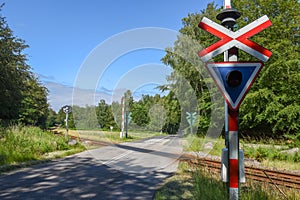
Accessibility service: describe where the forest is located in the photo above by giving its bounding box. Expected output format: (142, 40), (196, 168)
(1, 0), (299, 140)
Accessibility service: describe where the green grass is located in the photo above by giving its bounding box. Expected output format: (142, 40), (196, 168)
(155, 162), (300, 200)
(182, 135), (224, 157)
(243, 146), (300, 163)
(67, 129), (166, 144)
(155, 162), (195, 200)
(0, 126), (84, 167)
(0, 126), (164, 172)
(175, 134), (300, 199)
(183, 135), (300, 170)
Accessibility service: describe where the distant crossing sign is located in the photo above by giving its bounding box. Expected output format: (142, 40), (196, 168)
(62, 105), (72, 114)
(198, 15), (272, 62)
(206, 62), (264, 110)
(186, 112), (197, 126)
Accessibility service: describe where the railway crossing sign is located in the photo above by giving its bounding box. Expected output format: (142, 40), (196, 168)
(186, 112), (197, 126)
(186, 112), (197, 134)
(62, 105), (72, 114)
(205, 62), (263, 110)
(198, 15), (272, 62)
(198, 1), (272, 199)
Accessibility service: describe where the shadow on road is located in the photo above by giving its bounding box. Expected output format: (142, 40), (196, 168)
(0, 134), (183, 199)
(0, 153), (171, 199)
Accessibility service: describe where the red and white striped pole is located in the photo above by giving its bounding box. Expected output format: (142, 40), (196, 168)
(217, 0), (241, 199)
(224, 0), (231, 9)
(228, 108), (239, 199)
(121, 96), (125, 138)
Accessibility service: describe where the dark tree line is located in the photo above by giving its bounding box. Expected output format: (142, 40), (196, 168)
(53, 92), (181, 134)
(0, 5), (48, 128)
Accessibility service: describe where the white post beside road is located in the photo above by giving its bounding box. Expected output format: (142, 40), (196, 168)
(120, 97), (125, 138)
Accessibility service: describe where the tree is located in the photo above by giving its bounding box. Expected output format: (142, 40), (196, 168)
(147, 103), (167, 132)
(124, 90), (134, 111)
(0, 5), (49, 127)
(161, 3), (223, 135)
(111, 101), (122, 131)
(18, 78), (49, 128)
(0, 5), (29, 122)
(72, 105), (98, 130)
(46, 108), (58, 128)
(96, 99), (116, 130)
(233, 0), (300, 137)
(161, 0), (300, 138)
(161, 91), (181, 134)
(131, 102), (149, 127)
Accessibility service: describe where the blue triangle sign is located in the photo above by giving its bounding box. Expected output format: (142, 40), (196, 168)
(206, 62), (264, 110)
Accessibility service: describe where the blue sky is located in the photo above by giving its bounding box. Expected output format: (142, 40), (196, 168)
(2, 0), (222, 111)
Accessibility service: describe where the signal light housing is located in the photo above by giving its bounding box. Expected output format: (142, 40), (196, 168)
(226, 70), (242, 87)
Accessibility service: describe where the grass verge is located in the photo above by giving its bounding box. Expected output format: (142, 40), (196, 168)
(67, 129), (166, 144)
(0, 126), (85, 171)
(0, 127), (164, 172)
(155, 161), (300, 200)
(183, 135), (300, 171)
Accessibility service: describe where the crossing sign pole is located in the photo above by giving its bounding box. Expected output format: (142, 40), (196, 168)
(198, 0), (272, 199)
(62, 105), (72, 138)
(216, 3), (242, 199)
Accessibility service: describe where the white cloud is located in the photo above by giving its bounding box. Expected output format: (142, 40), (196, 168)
(44, 81), (113, 112)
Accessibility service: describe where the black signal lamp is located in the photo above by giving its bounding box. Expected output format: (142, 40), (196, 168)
(226, 70), (242, 87)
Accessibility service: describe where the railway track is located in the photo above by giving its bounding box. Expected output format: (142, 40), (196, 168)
(181, 155), (300, 190)
(55, 132), (114, 147)
(69, 135), (113, 147)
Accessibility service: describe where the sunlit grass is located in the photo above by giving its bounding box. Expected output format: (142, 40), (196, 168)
(155, 161), (300, 200)
(0, 126), (84, 167)
(155, 162), (195, 200)
(260, 160), (300, 171)
(64, 128), (165, 144)
(182, 134), (224, 156)
(182, 134), (300, 171)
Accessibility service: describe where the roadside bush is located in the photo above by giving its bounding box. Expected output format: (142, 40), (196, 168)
(0, 126), (74, 165)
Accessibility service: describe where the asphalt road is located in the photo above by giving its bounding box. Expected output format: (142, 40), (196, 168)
(0, 134), (182, 200)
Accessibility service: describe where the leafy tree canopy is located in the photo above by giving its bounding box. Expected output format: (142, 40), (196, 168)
(161, 0), (300, 138)
(0, 5), (48, 128)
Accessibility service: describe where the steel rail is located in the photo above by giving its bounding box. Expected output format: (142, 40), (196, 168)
(182, 156), (300, 190)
